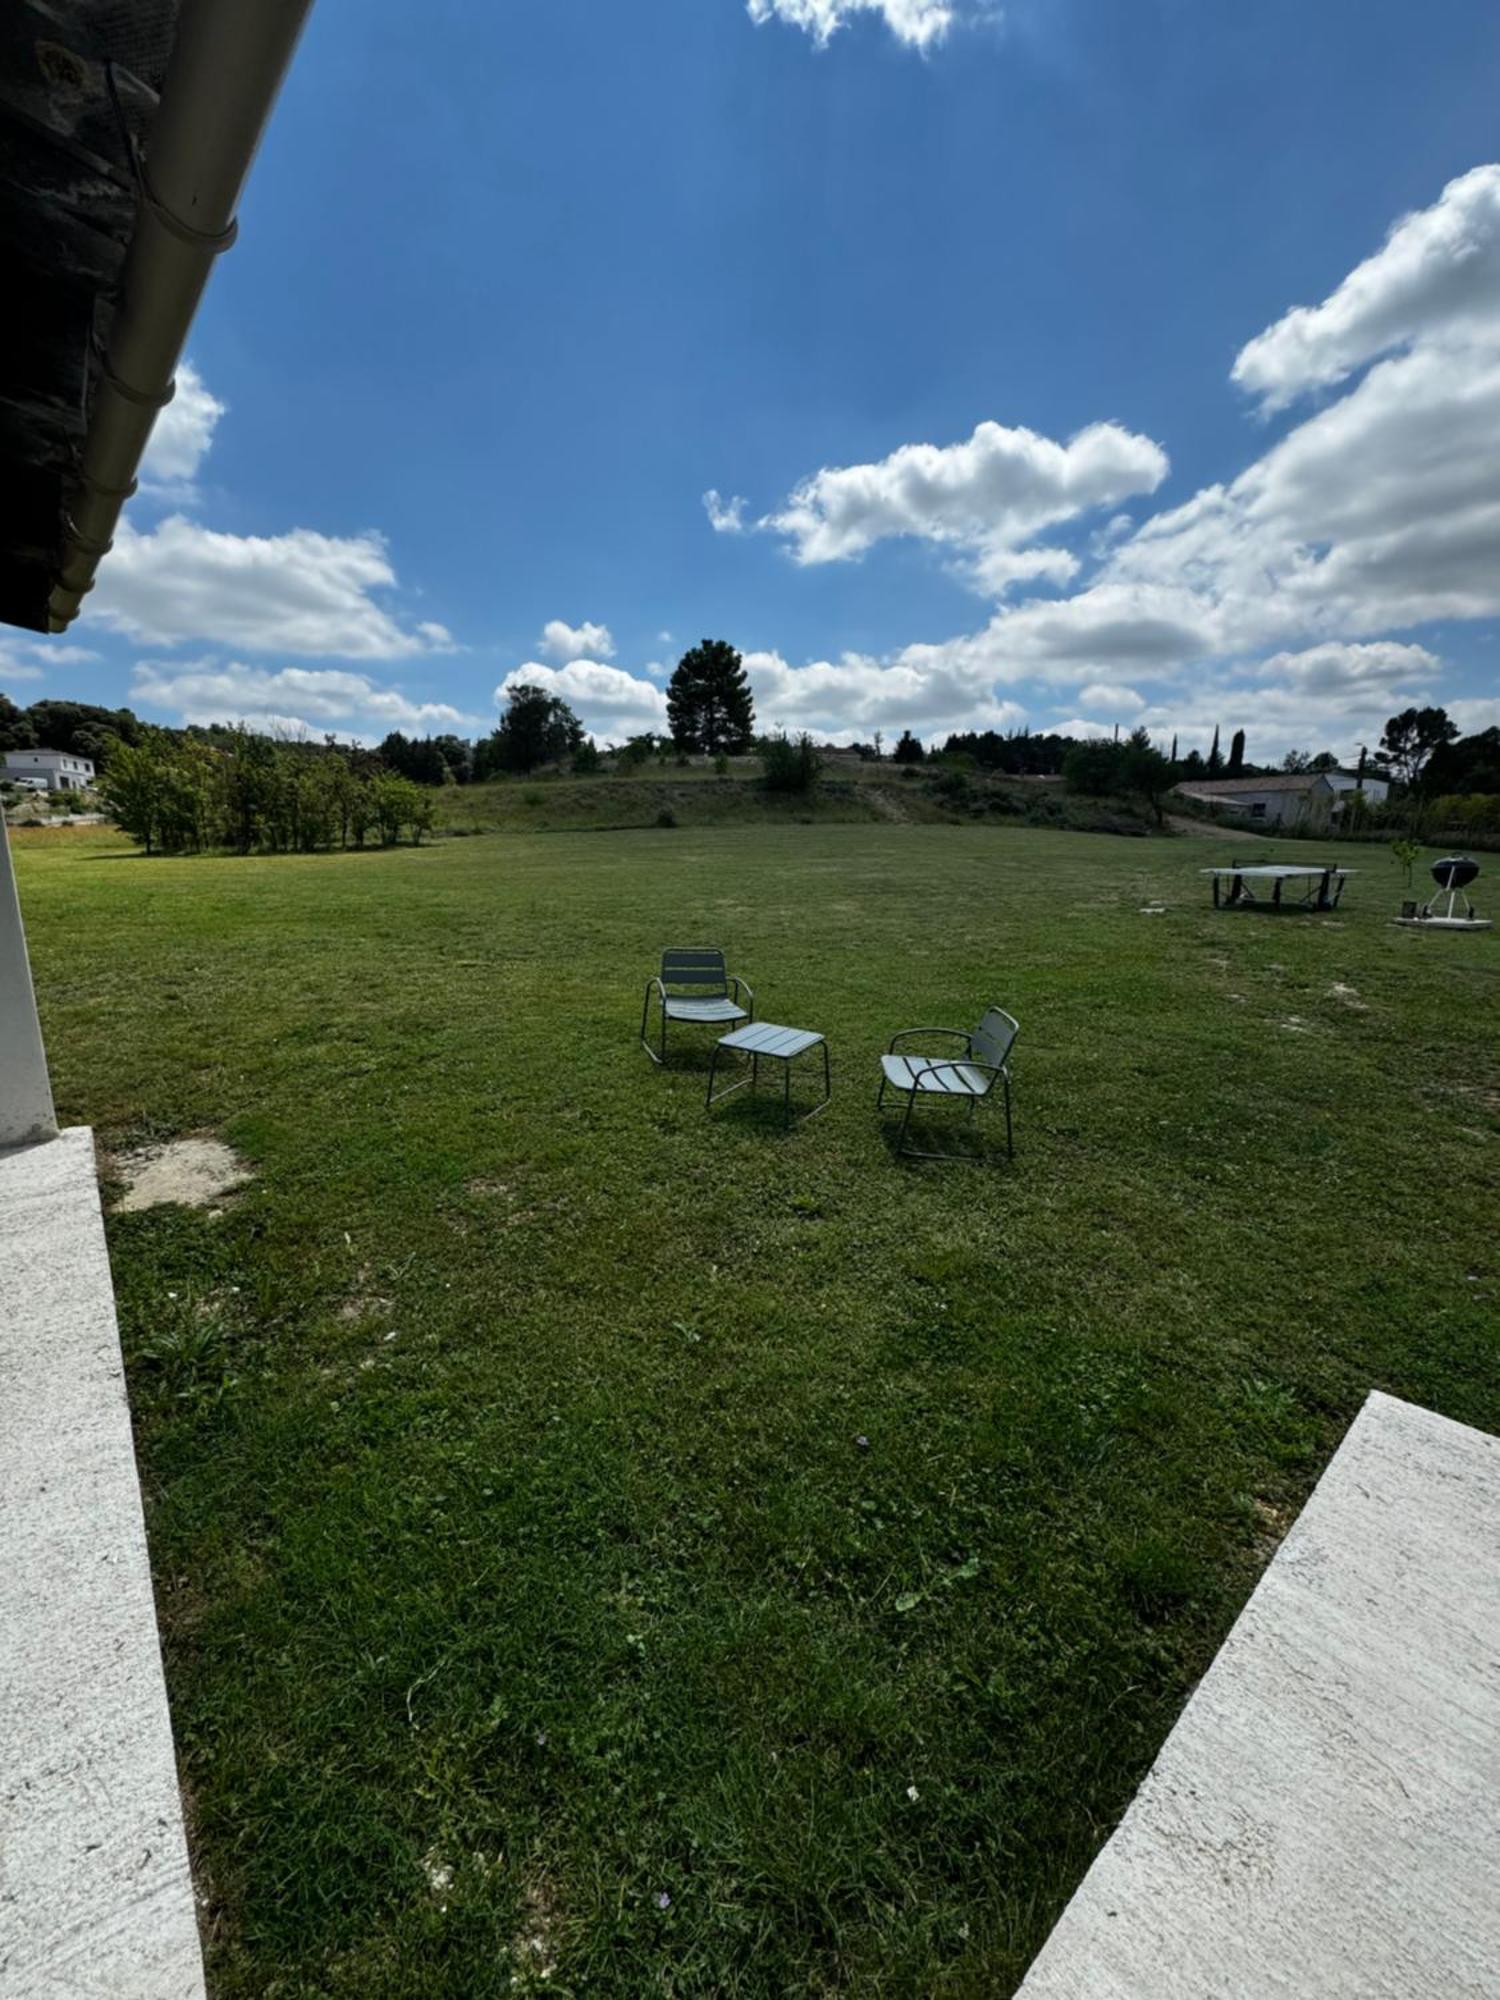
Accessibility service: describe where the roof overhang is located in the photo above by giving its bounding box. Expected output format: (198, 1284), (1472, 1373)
(0, 0), (311, 637)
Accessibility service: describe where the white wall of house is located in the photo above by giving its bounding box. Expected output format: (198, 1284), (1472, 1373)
(1321, 772), (1390, 804)
(1180, 785), (1311, 826)
(3, 748), (96, 791)
(1239, 788), (1305, 826)
(1178, 773), (1391, 826)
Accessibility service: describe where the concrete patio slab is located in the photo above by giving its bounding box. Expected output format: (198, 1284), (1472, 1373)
(0, 1127), (205, 1999)
(1017, 1389), (1500, 1999)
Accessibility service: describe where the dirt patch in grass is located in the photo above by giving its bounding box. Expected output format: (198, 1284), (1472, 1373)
(1251, 1497), (1295, 1565)
(110, 1136), (250, 1213)
(337, 1293), (394, 1323)
(510, 1874), (564, 1989)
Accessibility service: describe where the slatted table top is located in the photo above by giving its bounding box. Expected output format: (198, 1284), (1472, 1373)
(716, 1021), (825, 1059)
(1199, 864), (1356, 878)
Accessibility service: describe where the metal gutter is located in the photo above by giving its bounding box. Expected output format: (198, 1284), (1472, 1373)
(48, 0), (315, 631)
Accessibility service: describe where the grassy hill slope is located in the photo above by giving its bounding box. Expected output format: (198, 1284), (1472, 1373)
(433, 763), (1161, 837)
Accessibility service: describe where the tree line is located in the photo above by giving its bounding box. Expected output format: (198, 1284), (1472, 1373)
(101, 730), (434, 855)
(7, 659), (1497, 831)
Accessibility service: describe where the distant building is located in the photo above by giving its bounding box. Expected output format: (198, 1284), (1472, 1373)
(1172, 770), (1389, 827)
(3, 748), (95, 793)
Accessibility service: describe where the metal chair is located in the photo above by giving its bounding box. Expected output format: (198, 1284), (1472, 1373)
(641, 948), (754, 1065)
(877, 1007), (1018, 1160)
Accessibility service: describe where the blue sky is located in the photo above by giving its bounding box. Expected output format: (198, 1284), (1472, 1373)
(7, 0), (1500, 761)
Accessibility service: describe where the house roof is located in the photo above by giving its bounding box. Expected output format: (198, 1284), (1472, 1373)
(1173, 774), (1327, 796)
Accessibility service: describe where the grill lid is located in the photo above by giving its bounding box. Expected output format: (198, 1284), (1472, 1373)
(1431, 855), (1480, 890)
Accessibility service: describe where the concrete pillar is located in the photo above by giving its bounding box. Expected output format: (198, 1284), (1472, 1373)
(0, 818), (57, 1148)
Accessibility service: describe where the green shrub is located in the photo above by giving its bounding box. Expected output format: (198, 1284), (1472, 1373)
(1024, 793), (1066, 825)
(760, 733), (823, 794)
(932, 766), (972, 805)
(656, 807), (677, 828)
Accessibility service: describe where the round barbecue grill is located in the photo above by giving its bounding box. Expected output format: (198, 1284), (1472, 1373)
(1431, 855), (1479, 892)
(1394, 853), (1491, 931)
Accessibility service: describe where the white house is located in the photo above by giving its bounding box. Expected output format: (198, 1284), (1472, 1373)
(1172, 771), (1389, 827)
(3, 748), (95, 792)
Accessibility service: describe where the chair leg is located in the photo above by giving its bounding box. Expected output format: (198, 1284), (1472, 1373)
(896, 1090), (917, 1157)
(1004, 1071), (1013, 1158)
(641, 993), (664, 1065)
(705, 1041), (718, 1110)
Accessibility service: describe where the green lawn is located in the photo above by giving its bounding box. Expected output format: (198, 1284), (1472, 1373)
(15, 822), (1500, 1998)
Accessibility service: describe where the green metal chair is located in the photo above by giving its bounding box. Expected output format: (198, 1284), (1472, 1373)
(877, 1007), (1019, 1160)
(641, 948), (754, 1065)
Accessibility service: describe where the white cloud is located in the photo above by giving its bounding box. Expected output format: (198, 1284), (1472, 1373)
(89, 515), (452, 658)
(1446, 695), (1500, 735)
(1232, 165), (1500, 411)
(498, 660), (668, 745)
(982, 581), (1215, 671)
(1251, 639), (1440, 697)
(540, 619), (615, 663)
(745, 646), (1024, 743)
(0, 637), (99, 686)
(1131, 642), (1444, 764)
(708, 168), (1500, 758)
(1107, 339), (1500, 651)
(704, 490), (748, 534)
(966, 543), (1080, 596)
(139, 361), (227, 492)
(1077, 682), (1144, 712)
(131, 660), (472, 736)
(981, 166), (1500, 707)
(747, 0), (958, 49)
(750, 419), (1168, 596)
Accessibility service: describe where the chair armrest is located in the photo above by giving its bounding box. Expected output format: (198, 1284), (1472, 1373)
(728, 975), (754, 1010)
(644, 976), (666, 1003)
(888, 1026), (972, 1053)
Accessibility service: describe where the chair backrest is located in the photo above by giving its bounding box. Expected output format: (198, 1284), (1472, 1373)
(971, 1006), (1019, 1069)
(661, 947), (729, 993)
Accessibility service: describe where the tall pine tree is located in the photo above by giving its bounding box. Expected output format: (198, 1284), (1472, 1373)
(666, 640), (755, 754)
(1227, 728), (1245, 774)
